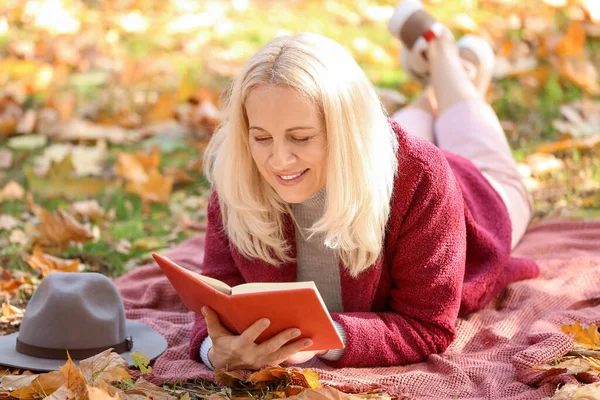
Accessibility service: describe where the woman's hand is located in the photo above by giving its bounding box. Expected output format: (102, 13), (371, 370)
(203, 306), (314, 370)
(284, 350), (327, 365)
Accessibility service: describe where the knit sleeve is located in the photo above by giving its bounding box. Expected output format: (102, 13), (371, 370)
(326, 148), (467, 368)
(189, 190), (246, 362)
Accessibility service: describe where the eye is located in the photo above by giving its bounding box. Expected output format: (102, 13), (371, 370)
(293, 137), (311, 142)
(253, 137), (271, 142)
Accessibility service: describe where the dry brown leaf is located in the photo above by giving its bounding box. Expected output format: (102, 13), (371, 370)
(214, 370), (245, 387)
(163, 166), (195, 185)
(556, 57), (600, 95)
(125, 168), (174, 204)
(533, 356), (600, 374)
(35, 208), (95, 247)
(0, 374), (38, 391)
(46, 90), (76, 120)
(0, 214), (19, 231)
(44, 384), (74, 400)
(135, 147), (161, 171)
(0, 302), (24, 323)
(60, 354), (87, 399)
(69, 200), (104, 222)
(248, 366), (291, 383)
(562, 322), (600, 350)
(0, 148), (12, 169)
(0, 180), (25, 202)
(547, 382), (600, 400)
(79, 349), (131, 384)
(24, 246), (80, 276)
(0, 273), (25, 296)
(8, 370), (65, 399)
(122, 378), (176, 400)
(289, 386), (352, 400)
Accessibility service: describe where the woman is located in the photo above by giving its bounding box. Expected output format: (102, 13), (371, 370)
(190, 1), (540, 371)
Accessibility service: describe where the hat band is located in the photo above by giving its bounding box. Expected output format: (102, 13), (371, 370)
(16, 336), (134, 360)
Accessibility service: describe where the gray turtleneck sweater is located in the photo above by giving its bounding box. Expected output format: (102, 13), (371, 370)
(200, 187), (347, 368)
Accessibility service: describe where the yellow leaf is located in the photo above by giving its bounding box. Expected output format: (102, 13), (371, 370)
(24, 246), (80, 276)
(125, 168), (174, 204)
(555, 21), (586, 57)
(88, 385), (122, 400)
(144, 92), (176, 124)
(214, 370), (245, 387)
(115, 153), (148, 183)
(562, 322), (600, 350)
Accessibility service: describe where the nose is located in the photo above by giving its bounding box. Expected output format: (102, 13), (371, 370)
(268, 139), (296, 170)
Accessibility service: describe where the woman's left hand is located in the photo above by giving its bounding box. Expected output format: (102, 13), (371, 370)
(284, 350), (327, 365)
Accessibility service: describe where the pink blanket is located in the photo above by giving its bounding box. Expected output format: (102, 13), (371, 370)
(114, 220), (600, 399)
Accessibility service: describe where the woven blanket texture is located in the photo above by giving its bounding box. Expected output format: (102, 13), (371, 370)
(114, 219), (600, 399)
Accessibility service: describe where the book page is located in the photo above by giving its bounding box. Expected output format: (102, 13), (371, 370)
(231, 281), (316, 295)
(184, 269), (232, 295)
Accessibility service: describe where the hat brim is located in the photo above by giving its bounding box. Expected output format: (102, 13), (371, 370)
(0, 320), (168, 372)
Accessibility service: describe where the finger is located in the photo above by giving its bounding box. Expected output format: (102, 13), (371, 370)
(268, 338), (314, 365)
(202, 306), (232, 339)
(239, 317), (272, 344)
(255, 327), (301, 355)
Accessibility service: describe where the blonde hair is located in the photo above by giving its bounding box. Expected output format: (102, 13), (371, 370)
(203, 32), (399, 277)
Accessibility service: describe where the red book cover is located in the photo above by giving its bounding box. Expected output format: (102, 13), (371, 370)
(152, 253), (344, 351)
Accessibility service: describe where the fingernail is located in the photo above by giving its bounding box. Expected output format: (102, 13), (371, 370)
(291, 329), (300, 337)
(262, 319), (270, 327)
(201, 307), (206, 316)
(304, 340), (313, 347)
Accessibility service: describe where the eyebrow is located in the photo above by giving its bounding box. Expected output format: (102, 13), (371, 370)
(249, 126), (316, 132)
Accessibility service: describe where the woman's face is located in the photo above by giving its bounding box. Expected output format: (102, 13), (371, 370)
(246, 85), (327, 204)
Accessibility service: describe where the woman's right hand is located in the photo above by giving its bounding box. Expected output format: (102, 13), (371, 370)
(202, 306), (314, 370)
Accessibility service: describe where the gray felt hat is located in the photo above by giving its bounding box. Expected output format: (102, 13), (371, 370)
(0, 272), (167, 372)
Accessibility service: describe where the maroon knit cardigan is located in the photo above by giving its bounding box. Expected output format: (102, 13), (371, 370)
(189, 120), (540, 368)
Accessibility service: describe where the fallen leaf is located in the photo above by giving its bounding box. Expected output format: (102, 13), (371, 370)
(562, 322), (600, 350)
(533, 355), (600, 374)
(24, 246), (80, 276)
(25, 155), (111, 199)
(0, 375), (38, 391)
(15, 109), (37, 135)
(6, 134), (48, 151)
(0, 302), (24, 323)
(131, 352), (152, 374)
(555, 21), (586, 57)
(144, 92), (177, 124)
(214, 370), (245, 387)
(69, 200), (104, 222)
(122, 378), (176, 400)
(125, 168), (174, 204)
(0, 214), (20, 231)
(0, 180), (25, 202)
(525, 153), (564, 175)
(115, 153), (149, 183)
(547, 382), (600, 400)
(79, 349), (131, 384)
(88, 385), (122, 400)
(40, 118), (140, 145)
(556, 57), (600, 95)
(0, 148), (12, 169)
(44, 384), (74, 400)
(8, 371), (65, 399)
(60, 354), (87, 399)
(34, 208), (95, 248)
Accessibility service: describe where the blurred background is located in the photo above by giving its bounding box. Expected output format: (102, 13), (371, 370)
(0, 0), (599, 326)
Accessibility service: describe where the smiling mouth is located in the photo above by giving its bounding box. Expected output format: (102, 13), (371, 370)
(278, 169), (307, 180)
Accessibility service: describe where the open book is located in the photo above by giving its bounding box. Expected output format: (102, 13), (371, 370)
(152, 253), (345, 352)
